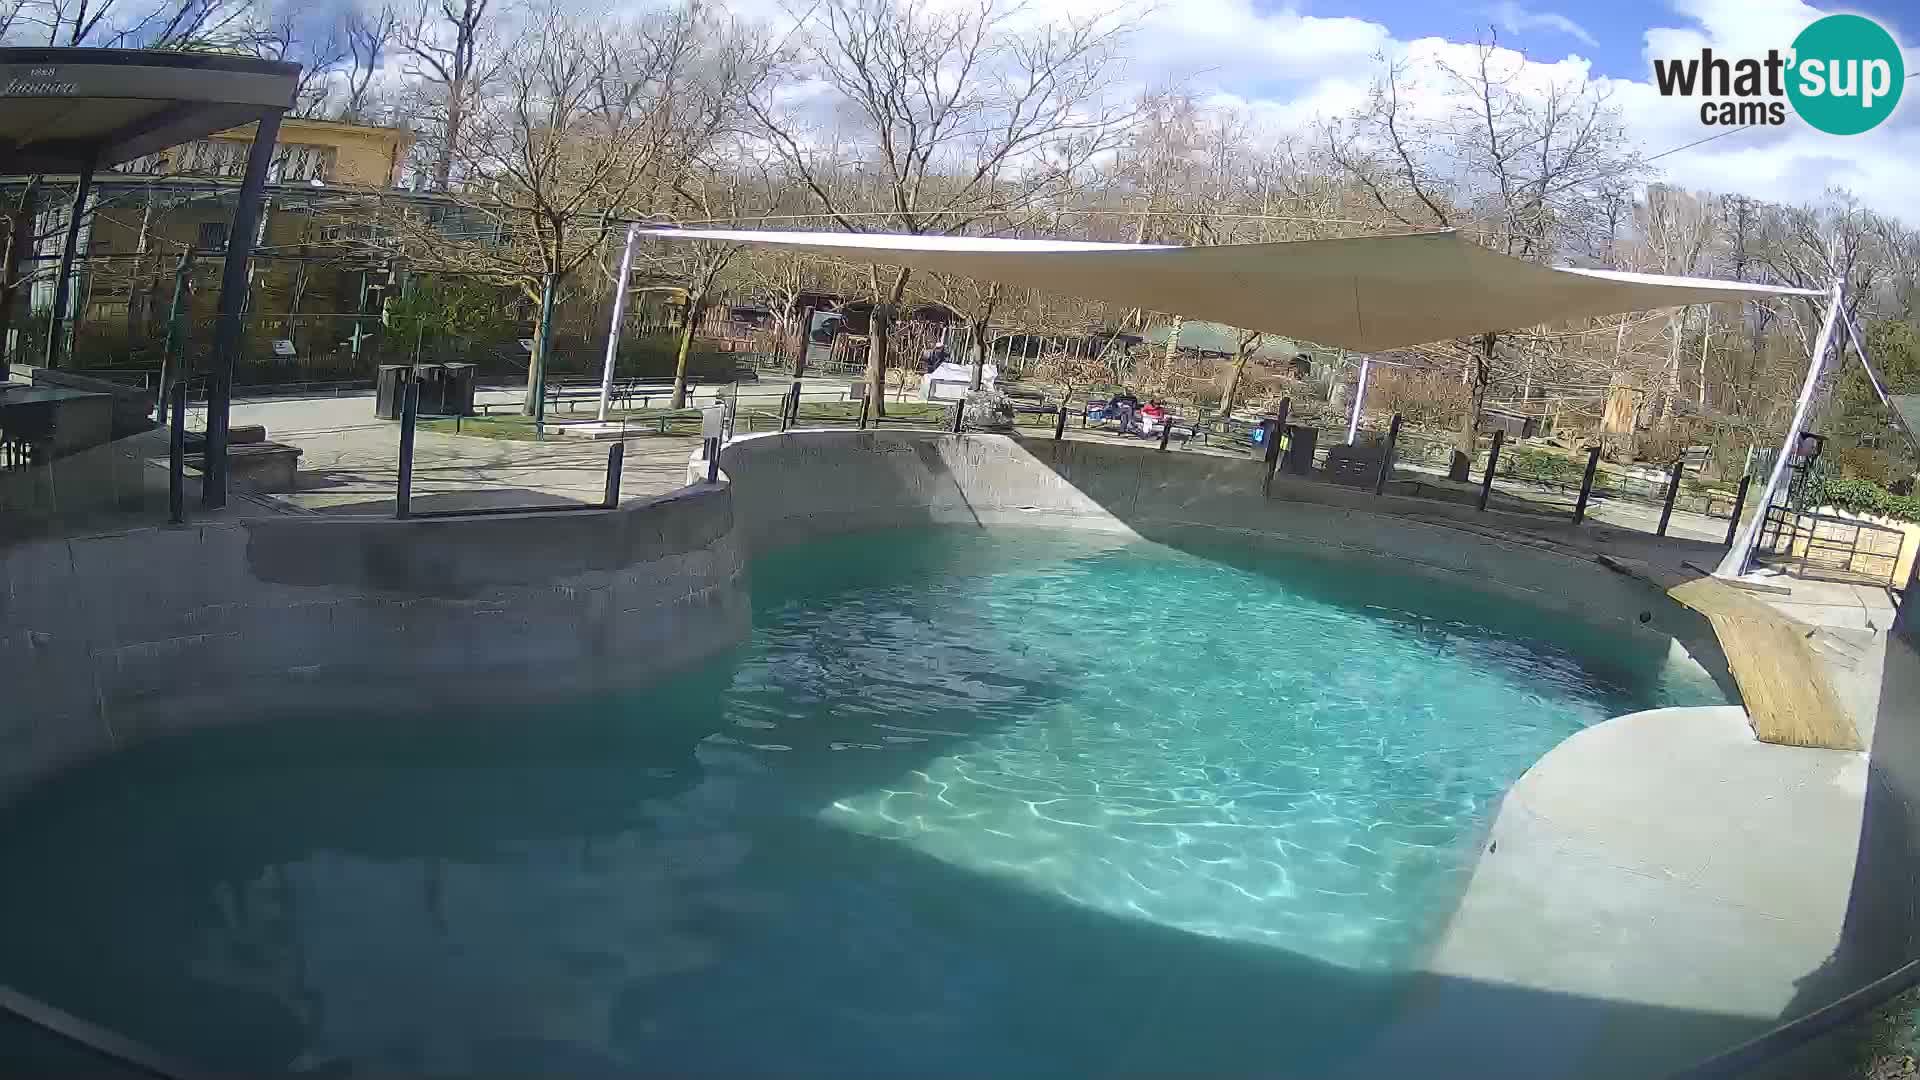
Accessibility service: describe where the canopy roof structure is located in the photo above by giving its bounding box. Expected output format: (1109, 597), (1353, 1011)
(645, 228), (1819, 353)
(1, 47), (300, 513)
(0, 48), (298, 173)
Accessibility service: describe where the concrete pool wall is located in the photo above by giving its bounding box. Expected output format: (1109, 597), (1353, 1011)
(0, 483), (749, 804)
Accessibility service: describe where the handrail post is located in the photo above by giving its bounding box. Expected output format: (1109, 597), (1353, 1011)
(1053, 403), (1067, 441)
(603, 441), (624, 508)
(858, 391), (870, 430)
(1572, 445), (1602, 524)
(167, 380), (187, 525)
(396, 375), (417, 519)
(1658, 457), (1684, 537)
(1373, 412), (1402, 496)
(1477, 428), (1504, 512)
(952, 397), (966, 433)
(1725, 473), (1753, 547)
(1157, 414), (1173, 451)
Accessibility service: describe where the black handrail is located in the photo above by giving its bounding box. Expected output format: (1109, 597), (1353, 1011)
(0, 984), (209, 1080)
(1668, 956), (1920, 1079)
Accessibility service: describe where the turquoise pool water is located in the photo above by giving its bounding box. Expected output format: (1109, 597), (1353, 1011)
(0, 528), (1726, 1076)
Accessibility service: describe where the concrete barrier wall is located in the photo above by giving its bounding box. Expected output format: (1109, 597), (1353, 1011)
(0, 483), (748, 803)
(716, 428), (1715, 641)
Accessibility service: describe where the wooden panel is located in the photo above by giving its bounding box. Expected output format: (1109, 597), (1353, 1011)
(1655, 570), (1862, 751)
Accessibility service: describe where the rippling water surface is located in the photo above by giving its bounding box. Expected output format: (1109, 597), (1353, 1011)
(0, 528), (1725, 1076)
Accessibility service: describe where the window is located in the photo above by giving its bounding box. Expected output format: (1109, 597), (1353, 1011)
(197, 221), (229, 251)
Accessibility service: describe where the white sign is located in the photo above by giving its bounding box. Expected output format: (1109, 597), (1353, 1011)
(702, 404), (726, 438)
(270, 339), (297, 357)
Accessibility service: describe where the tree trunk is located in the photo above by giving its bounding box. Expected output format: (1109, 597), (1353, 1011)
(1661, 307), (1682, 424)
(0, 184), (34, 361)
(1457, 332), (1493, 457)
(968, 285), (1000, 391)
(1220, 341), (1251, 417)
(435, 85), (463, 191)
(523, 271), (559, 416)
(671, 285), (703, 409)
(867, 267), (910, 418)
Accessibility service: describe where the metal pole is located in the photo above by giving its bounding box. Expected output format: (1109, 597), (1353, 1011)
(1716, 280), (1843, 577)
(1477, 428), (1504, 512)
(705, 437), (720, 483)
(1347, 357), (1370, 445)
(1725, 474), (1752, 547)
(43, 158), (95, 369)
(532, 272), (556, 439)
(602, 441), (624, 508)
(1053, 404), (1067, 441)
(1658, 458), (1685, 537)
(1373, 413), (1402, 496)
(158, 250), (194, 425)
(203, 110), (284, 509)
(167, 381), (186, 525)
(952, 397), (966, 433)
(1572, 445), (1602, 524)
(857, 392), (870, 429)
(1158, 413), (1173, 451)
(596, 223), (639, 423)
(396, 375), (417, 519)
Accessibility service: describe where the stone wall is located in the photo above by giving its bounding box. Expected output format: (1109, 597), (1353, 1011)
(0, 483), (748, 803)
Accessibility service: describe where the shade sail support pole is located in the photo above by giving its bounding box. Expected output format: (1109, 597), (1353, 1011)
(1714, 280), (1843, 579)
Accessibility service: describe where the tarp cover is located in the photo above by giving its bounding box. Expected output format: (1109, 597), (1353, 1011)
(645, 227), (1820, 352)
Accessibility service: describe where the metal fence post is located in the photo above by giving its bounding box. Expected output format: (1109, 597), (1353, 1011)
(1572, 445), (1602, 524)
(789, 380), (802, 428)
(1157, 415), (1173, 451)
(1262, 398), (1291, 497)
(1373, 413), (1402, 496)
(1657, 458), (1685, 537)
(603, 441), (624, 508)
(167, 381), (187, 525)
(1053, 404), (1067, 441)
(396, 376), (418, 519)
(1725, 473), (1753, 547)
(858, 392), (870, 430)
(1477, 428), (1505, 512)
(952, 398), (966, 434)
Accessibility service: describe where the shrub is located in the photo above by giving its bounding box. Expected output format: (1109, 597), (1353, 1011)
(1368, 369), (1468, 428)
(1504, 445), (1587, 485)
(1808, 471), (1920, 523)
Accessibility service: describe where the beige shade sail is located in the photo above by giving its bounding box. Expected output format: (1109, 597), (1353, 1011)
(643, 227), (1820, 352)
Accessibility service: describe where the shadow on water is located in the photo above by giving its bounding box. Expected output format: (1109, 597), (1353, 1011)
(0, 667), (1771, 1079)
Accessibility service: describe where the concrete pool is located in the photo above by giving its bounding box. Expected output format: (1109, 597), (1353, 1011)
(0, 427), (1886, 1077)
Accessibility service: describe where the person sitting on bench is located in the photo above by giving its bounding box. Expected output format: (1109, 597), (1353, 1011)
(1138, 400), (1167, 437)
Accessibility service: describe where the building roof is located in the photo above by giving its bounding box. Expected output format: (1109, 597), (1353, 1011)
(0, 48), (298, 174)
(644, 228), (1822, 353)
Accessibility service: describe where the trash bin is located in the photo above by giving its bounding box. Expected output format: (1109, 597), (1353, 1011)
(1283, 425), (1319, 475)
(1252, 417), (1283, 463)
(375, 364), (409, 420)
(412, 363), (448, 415)
(442, 363), (477, 417)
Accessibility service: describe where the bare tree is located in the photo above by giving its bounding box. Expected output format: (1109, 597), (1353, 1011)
(395, 0), (496, 190)
(339, 4), (398, 123)
(1325, 34), (1644, 456)
(749, 0), (1141, 414)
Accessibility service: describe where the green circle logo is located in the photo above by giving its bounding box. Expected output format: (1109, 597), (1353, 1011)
(1787, 14), (1904, 135)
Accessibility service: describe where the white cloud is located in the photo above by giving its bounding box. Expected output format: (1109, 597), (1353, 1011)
(1482, 1), (1599, 47)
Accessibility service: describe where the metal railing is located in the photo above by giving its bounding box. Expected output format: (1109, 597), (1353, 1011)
(1754, 503), (1905, 586)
